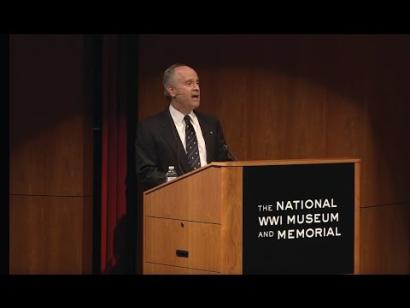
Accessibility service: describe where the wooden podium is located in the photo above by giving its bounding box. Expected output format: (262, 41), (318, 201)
(143, 159), (360, 274)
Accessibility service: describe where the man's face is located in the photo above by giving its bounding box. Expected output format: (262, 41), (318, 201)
(168, 66), (200, 114)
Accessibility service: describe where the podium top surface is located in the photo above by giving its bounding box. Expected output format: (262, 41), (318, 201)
(144, 158), (360, 194)
(210, 158), (360, 167)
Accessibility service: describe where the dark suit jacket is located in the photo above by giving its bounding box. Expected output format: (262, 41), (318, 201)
(136, 109), (233, 190)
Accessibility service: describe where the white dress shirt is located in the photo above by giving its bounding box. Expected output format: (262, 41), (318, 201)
(169, 104), (207, 167)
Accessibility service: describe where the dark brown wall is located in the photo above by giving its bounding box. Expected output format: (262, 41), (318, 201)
(10, 35), (93, 274)
(137, 35), (410, 273)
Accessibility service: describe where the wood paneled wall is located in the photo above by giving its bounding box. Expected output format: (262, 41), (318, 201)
(10, 35), (93, 274)
(137, 35), (410, 273)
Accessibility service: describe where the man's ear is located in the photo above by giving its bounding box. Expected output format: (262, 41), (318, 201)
(167, 86), (176, 98)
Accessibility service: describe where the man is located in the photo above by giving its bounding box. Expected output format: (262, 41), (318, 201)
(136, 63), (233, 190)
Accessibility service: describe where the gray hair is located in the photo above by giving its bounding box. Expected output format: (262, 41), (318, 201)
(163, 63), (189, 99)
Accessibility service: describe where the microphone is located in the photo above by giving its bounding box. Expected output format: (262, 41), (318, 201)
(223, 143), (236, 161)
(211, 127), (236, 162)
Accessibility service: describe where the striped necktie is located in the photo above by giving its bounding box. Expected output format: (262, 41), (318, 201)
(184, 115), (201, 170)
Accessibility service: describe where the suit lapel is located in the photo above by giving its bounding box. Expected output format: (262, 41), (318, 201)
(196, 112), (214, 163)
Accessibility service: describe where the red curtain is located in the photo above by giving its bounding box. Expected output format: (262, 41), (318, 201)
(100, 35), (128, 273)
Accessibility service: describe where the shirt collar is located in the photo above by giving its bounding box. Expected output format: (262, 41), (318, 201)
(169, 104), (196, 123)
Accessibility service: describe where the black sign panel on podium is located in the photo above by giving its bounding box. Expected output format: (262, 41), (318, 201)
(243, 163), (354, 274)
